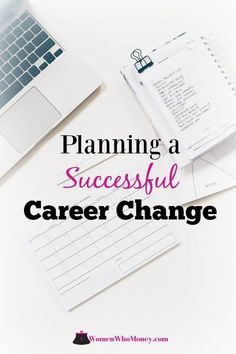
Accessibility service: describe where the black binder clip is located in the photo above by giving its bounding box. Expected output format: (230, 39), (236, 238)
(130, 49), (153, 73)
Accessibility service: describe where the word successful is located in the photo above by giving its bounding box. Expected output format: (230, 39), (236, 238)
(63, 162), (179, 195)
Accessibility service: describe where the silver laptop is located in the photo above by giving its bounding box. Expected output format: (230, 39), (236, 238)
(0, 0), (101, 178)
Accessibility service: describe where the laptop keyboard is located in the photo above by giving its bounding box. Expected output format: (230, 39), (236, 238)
(0, 11), (64, 109)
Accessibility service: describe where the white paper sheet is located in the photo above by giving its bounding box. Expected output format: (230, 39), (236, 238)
(133, 33), (236, 160)
(121, 35), (236, 204)
(24, 186), (178, 310)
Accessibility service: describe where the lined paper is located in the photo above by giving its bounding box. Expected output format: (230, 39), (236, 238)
(28, 187), (178, 310)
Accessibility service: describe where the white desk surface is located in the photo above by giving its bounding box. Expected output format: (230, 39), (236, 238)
(0, 0), (236, 353)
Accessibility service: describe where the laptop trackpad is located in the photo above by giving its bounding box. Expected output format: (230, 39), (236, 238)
(0, 87), (61, 153)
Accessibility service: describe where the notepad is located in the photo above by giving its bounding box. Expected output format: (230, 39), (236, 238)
(24, 186), (178, 310)
(123, 32), (236, 166)
(121, 33), (236, 203)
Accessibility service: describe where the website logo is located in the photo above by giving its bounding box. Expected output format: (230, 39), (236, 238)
(73, 330), (168, 345)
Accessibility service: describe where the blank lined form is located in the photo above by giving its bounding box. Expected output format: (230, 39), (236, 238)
(28, 188), (178, 310)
